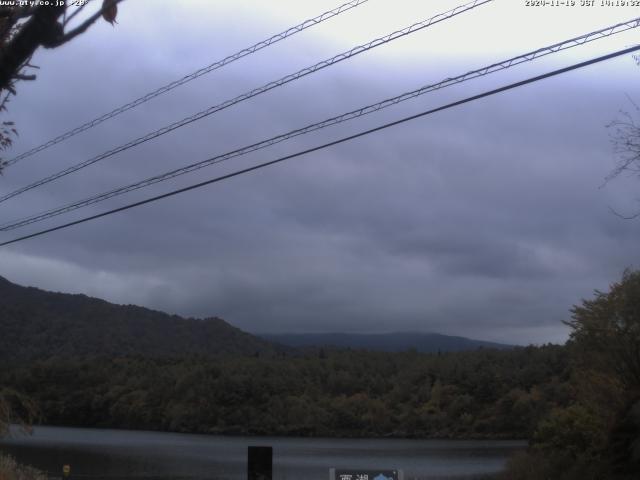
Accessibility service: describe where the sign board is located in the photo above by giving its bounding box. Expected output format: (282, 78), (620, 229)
(248, 446), (272, 480)
(62, 465), (71, 477)
(330, 469), (403, 480)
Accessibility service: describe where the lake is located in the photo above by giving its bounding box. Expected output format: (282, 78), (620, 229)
(0, 426), (525, 480)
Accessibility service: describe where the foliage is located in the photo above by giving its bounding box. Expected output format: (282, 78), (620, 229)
(0, 276), (279, 360)
(0, 120), (15, 173)
(0, 345), (570, 439)
(567, 268), (640, 392)
(533, 404), (607, 459)
(0, 1), (122, 173)
(499, 450), (608, 480)
(0, 454), (46, 480)
(503, 269), (640, 479)
(0, 274), (573, 441)
(0, 388), (38, 437)
(4, 269), (640, 478)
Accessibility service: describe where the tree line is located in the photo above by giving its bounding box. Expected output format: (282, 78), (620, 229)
(2, 269), (640, 479)
(1, 345), (570, 439)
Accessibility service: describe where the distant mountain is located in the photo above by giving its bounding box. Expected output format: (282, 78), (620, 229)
(0, 275), (278, 361)
(259, 331), (512, 353)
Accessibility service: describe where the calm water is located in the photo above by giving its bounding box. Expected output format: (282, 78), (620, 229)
(0, 426), (525, 480)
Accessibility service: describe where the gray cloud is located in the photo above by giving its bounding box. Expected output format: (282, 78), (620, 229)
(1, 1), (640, 345)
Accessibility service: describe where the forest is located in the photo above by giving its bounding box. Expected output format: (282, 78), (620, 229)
(1, 269), (640, 479)
(0, 345), (569, 439)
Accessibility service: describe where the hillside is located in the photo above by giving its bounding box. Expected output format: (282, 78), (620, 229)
(260, 331), (512, 353)
(0, 276), (277, 361)
(1, 346), (571, 438)
(0, 275), (509, 362)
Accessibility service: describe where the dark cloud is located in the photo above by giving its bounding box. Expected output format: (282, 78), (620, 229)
(1, 1), (640, 345)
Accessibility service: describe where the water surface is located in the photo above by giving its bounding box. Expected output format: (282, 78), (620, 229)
(0, 425), (525, 479)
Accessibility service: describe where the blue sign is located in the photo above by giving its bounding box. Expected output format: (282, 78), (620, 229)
(333, 469), (400, 480)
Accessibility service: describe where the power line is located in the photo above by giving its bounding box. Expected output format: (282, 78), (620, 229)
(4, 0), (371, 167)
(1, 44), (637, 248)
(0, 0), (493, 204)
(2, 16), (638, 233)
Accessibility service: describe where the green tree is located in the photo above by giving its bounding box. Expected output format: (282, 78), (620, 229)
(0, 387), (38, 437)
(567, 269), (640, 392)
(504, 269), (640, 478)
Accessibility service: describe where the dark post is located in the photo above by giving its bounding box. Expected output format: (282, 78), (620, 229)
(247, 446), (272, 480)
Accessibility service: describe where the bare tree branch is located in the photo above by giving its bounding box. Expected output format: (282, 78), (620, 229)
(0, 0), (125, 174)
(13, 73), (36, 81)
(0, 5), (65, 91)
(48, 0), (123, 48)
(606, 99), (640, 184)
(0, 7), (37, 20)
(608, 206), (640, 220)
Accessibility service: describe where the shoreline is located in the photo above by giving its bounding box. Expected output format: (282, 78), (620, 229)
(5, 423), (529, 444)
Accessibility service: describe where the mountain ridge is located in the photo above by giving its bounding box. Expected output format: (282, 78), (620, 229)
(259, 331), (512, 352)
(0, 275), (511, 361)
(0, 275), (277, 361)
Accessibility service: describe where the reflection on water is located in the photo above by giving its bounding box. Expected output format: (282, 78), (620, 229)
(0, 425), (525, 480)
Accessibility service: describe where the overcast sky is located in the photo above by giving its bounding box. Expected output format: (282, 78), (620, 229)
(1, 0), (640, 344)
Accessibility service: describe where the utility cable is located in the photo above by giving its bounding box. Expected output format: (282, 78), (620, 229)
(1, 44), (637, 248)
(2, 17), (638, 232)
(4, 0), (371, 167)
(0, 0), (493, 204)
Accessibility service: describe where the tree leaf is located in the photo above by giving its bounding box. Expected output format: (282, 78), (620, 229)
(102, 1), (118, 26)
